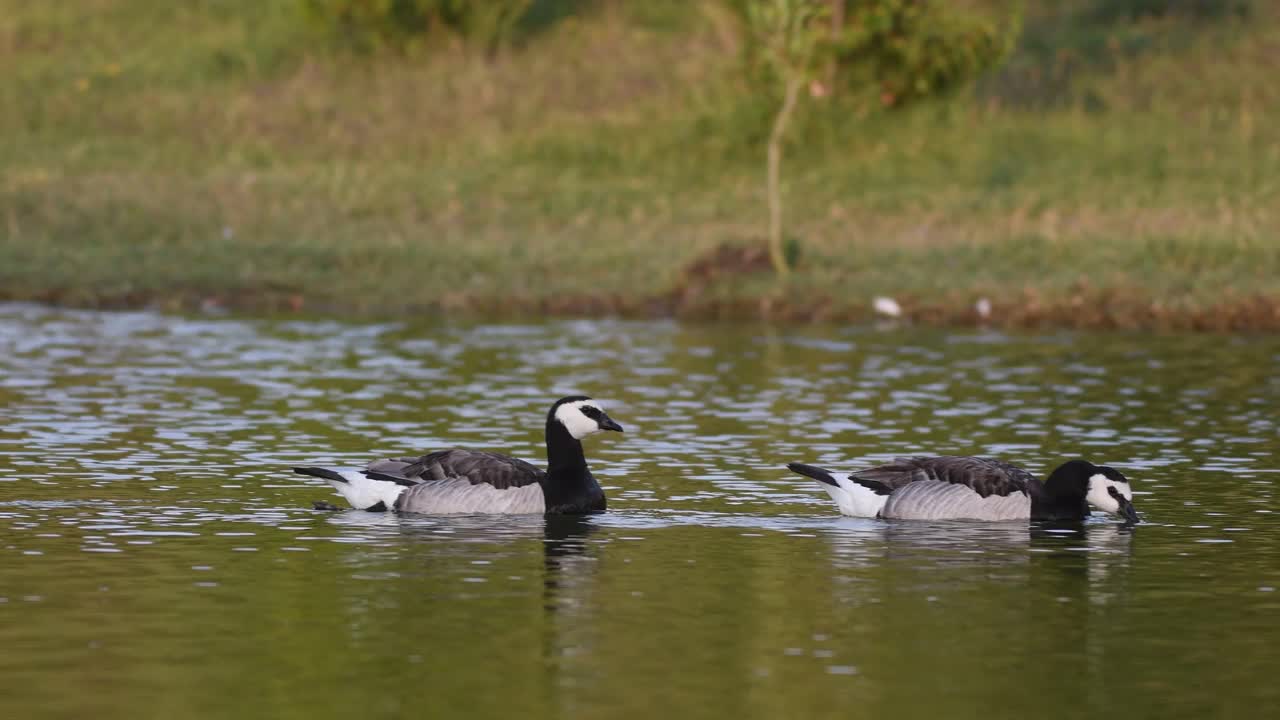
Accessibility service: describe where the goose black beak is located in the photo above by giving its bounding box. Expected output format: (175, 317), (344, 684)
(598, 414), (624, 433)
(1118, 496), (1140, 524)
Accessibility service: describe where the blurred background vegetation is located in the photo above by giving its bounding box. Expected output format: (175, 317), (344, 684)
(1, 0), (1276, 328)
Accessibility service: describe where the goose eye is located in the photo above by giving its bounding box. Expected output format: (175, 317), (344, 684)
(1107, 486), (1122, 500)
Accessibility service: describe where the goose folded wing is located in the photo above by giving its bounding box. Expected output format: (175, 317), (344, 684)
(873, 456), (1034, 497)
(367, 449), (545, 489)
(845, 461), (934, 495)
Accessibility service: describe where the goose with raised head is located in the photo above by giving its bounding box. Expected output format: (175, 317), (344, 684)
(787, 456), (1138, 522)
(295, 395), (623, 514)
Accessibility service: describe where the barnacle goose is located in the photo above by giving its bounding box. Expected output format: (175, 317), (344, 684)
(295, 395), (623, 514)
(788, 456), (1138, 522)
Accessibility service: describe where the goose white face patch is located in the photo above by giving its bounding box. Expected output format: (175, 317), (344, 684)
(555, 400), (605, 440)
(1086, 473), (1133, 514)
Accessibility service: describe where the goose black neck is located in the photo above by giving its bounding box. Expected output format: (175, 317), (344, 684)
(1030, 472), (1089, 521)
(541, 418), (606, 514)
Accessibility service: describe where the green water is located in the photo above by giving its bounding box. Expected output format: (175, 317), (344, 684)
(1, 304), (1278, 719)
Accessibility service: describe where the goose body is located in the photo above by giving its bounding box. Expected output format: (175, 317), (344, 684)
(788, 456), (1137, 522)
(295, 396), (622, 515)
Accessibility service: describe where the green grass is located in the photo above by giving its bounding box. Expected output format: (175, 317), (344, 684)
(2, 0), (1279, 328)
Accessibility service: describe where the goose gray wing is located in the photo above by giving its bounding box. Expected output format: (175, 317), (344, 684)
(864, 456), (1035, 521)
(849, 456), (1034, 497)
(367, 449), (546, 489)
(364, 449), (547, 515)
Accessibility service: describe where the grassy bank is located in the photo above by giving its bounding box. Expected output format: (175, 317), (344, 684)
(2, 1), (1279, 330)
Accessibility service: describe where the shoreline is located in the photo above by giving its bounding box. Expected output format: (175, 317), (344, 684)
(6, 286), (1278, 333)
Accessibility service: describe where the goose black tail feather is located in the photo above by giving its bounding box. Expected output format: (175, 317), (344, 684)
(293, 466), (349, 483)
(787, 462), (839, 487)
(361, 470), (421, 487)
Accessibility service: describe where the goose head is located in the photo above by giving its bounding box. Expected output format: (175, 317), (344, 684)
(550, 396), (624, 440)
(1048, 459), (1139, 522)
(1085, 464), (1138, 523)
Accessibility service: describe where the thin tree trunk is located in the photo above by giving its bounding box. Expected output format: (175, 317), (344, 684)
(767, 73), (804, 277)
(823, 0), (846, 93)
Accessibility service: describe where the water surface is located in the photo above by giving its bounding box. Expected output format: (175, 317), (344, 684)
(1, 303), (1278, 718)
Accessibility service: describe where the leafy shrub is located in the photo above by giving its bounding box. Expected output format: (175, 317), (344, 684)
(832, 1), (1016, 106)
(726, 0), (1018, 107)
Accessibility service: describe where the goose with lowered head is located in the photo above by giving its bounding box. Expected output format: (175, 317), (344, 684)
(788, 456), (1138, 522)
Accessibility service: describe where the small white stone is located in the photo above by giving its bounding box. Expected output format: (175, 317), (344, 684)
(872, 296), (902, 318)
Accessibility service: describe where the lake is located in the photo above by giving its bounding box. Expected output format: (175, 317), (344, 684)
(1, 302), (1277, 718)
